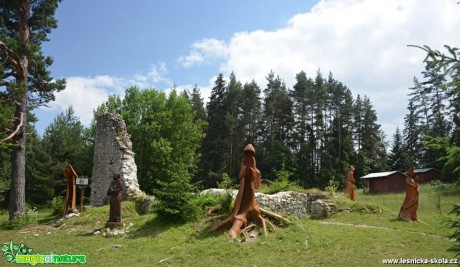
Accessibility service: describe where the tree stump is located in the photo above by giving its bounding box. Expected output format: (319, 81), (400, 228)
(209, 144), (292, 239)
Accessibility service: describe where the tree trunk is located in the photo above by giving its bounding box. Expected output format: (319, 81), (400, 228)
(9, 0), (30, 220)
(9, 105), (27, 220)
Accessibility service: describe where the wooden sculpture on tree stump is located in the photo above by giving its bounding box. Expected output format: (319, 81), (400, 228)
(63, 164), (78, 217)
(399, 167), (419, 222)
(209, 144), (292, 239)
(345, 166), (356, 201)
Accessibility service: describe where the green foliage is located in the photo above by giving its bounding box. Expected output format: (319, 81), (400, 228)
(105, 87), (206, 221)
(1, 206), (38, 230)
(446, 204), (460, 256)
(184, 193), (233, 222)
(112, 87), (205, 195)
(217, 173), (236, 190)
(1, 0), (66, 220)
(151, 165), (196, 222)
(388, 127), (410, 172)
(408, 43), (460, 183)
(48, 196), (64, 216)
(324, 179), (339, 197)
(40, 106), (92, 200)
(25, 127), (56, 206)
(441, 145), (460, 182)
(260, 161), (304, 194)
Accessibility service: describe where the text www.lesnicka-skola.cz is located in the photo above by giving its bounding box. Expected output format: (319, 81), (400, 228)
(382, 258), (458, 264)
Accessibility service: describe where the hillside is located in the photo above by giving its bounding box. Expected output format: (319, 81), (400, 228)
(0, 184), (458, 266)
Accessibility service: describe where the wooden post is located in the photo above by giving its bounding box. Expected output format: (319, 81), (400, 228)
(71, 176), (77, 212)
(76, 178), (89, 213)
(79, 186), (85, 213)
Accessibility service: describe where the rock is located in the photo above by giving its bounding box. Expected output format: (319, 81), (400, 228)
(64, 213), (79, 219)
(135, 195), (156, 215)
(200, 188), (238, 198)
(311, 199), (331, 219)
(200, 189), (326, 219)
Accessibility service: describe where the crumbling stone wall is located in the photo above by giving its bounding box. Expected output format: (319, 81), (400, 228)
(200, 189), (325, 218)
(90, 113), (143, 206)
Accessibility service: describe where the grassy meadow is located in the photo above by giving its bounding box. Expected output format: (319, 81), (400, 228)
(0, 184), (459, 266)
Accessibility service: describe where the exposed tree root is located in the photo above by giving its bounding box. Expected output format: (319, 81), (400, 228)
(260, 208), (293, 225)
(206, 205), (222, 215)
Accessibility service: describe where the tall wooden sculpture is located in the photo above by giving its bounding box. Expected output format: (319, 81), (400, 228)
(345, 166), (356, 201)
(399, 167), (419, 222)
(210, 144), (291, 239)
(63, 163), (78, 217)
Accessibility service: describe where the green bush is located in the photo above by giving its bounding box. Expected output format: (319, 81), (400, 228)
(182, 193), (233, 222)
(49, 196), (64, 216)
(446, 204), (460, 256)
(260, 162), (304, 194)
(1, 206), (39, 230)
(325, 179), (339, 197)
(217, 173), (236, 190)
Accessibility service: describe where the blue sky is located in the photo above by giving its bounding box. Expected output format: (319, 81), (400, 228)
(36, 0), (460, 142)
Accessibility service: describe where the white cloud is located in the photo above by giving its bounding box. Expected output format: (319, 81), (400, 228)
(188, 0), (460, 139)
(42, 76), (122, 125)
(178, 38), (229, 68)
(131, 62), (173, 88)
(41, 62), (175, 127)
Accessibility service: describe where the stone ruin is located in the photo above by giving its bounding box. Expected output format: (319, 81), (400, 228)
(90, 113), (144, 206)
(200, 189), (327, 219)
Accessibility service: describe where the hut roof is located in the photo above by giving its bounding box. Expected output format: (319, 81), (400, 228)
(414, 168), (441, 174)
(360, 171), (404, 179)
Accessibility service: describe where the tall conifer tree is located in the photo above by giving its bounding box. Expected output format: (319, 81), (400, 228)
(0, 0), (66, 219)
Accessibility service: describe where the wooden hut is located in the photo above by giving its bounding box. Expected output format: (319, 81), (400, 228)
(360, 171), (406, 194)
(414, 168), (441, 184)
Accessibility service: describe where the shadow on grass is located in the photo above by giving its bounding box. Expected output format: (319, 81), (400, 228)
(38, 213), (60, 225)
(128, 215), (186, 239)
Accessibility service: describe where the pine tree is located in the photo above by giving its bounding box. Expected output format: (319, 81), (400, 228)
(41, 106), (90, 197)
(291, 71), (314, 186)
(388, 127), (409, 172)
(353, 95), (387, 181)
(241, 80), (262, 145)
(223, 72), (244, 178)
(262, 71), (294, 150)
(0, 0), (66, 220)
(188, 85), (207, 122)
(201, 74), (228, 187)
(403, 99), (423, 166)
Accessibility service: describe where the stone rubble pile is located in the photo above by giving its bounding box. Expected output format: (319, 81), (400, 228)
(200, 189), (327, 219)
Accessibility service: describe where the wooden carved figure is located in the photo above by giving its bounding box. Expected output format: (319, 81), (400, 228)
(106, 173), (124, 229)
(345, 166), (356, 201)
(209, 144), (291, 239)
(398, 167), (419, 222)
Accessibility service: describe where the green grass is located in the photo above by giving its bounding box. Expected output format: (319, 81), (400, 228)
(0, 184), (458, 266)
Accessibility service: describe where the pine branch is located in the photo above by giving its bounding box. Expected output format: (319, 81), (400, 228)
(1, 112), (24, 143)
(0, 41), (23, 72)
